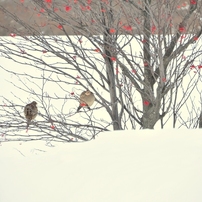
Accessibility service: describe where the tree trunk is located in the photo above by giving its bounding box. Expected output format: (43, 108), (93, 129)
(102, 3), (121, 130)
(141, 0), (157, 129)
(105, 53), (121, 130)
(142, 104), (160, 129)
(199, 112), (202, 128)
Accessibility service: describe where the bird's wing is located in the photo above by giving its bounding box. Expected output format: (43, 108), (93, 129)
(80, 91), (87, 99)
(85, 93), (95, 106)
(32, 107), (38, 117)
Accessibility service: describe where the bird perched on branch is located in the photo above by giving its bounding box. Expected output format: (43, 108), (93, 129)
(24, 101), (38, 129)
(77, 90), (95, 112)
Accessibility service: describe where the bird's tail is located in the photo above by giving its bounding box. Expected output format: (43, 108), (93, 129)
(26, 120), (31, 132)
(77, 105), (82, 112)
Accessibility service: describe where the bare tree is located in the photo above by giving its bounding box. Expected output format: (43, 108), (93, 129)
(170, 69), (202, 128)
(0, 0), (202, 143)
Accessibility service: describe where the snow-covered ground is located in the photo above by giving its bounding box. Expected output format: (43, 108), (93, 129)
(1, 129), (202, 202)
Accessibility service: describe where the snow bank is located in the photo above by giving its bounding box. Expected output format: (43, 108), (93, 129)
(0, 129), (202, 202)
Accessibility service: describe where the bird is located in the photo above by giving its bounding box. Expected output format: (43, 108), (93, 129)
(24, 101), (38, 129)
(77, 90), (95, 112)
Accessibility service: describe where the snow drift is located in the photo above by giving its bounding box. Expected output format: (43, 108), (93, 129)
(0, 129), (202, 202)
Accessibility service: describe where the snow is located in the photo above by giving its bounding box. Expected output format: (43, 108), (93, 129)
(1, 129), (202, 202)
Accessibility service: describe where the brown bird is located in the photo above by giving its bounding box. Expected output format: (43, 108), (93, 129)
(77, 90), (95, 112)
(24, 101), (38, 129)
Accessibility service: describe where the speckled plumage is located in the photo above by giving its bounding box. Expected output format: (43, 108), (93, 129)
(24, 101), (38, 129)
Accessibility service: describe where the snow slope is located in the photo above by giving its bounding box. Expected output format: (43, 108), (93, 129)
(0, 129), (202, 202)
